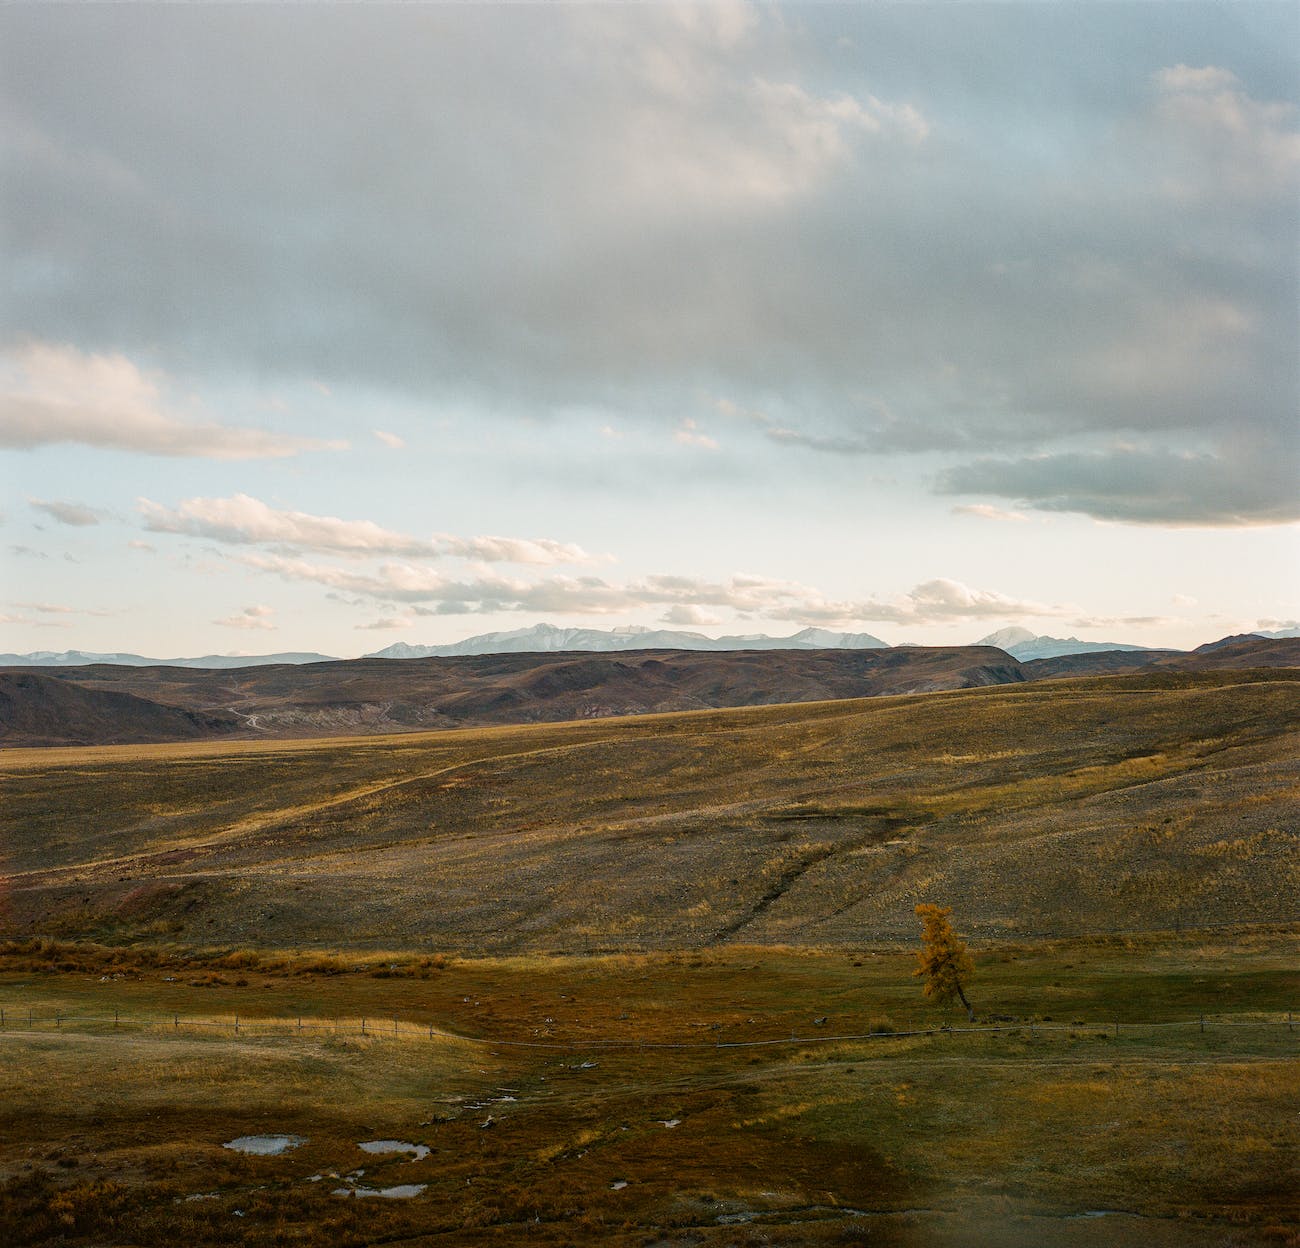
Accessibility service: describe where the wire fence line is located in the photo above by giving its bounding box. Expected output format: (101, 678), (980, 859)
(0, 1006), (1295, 1051)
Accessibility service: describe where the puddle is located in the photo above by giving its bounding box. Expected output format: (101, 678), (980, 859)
(223, 1135), (305, 1156)
(359, 1139), (430, 1162)
(658, 1119), (681, 1128)
(1066, 1210), (1126, 1220)
(332, 1184), (426, 1199)
(611, 1180), (628, 1191)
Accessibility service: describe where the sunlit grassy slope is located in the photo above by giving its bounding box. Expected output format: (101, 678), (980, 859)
(3, 671), (1297, 952)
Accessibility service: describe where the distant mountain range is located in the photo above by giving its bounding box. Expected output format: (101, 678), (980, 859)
(0, 650), (339, 668)
(3, 622), (1297, 669)
(972, 627), (1154, 661)
(367, 622), (890, 659)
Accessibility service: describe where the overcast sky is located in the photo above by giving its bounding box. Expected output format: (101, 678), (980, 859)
(2, 1), (1296, 657)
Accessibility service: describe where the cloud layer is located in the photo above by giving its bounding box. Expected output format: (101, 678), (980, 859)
(0, 343), (342, 459)
(5, 6), (1291, 525)
(139, 494), (595, 564)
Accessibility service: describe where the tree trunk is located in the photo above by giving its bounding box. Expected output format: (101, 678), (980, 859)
(956, 983), (975, 1023)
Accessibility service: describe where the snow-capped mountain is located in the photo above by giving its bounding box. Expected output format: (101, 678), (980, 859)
(366, 622), (891, 659)
(974, 628), (1155, 661)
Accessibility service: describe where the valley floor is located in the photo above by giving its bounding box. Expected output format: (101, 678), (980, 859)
(1, 934), (1297, 1247)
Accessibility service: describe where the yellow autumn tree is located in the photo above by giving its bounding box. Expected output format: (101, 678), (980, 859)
(913, 903), (975, 1022)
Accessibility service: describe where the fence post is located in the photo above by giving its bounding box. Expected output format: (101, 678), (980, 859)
(1199, 1015), (1204, 1033)
(174, 1014), (179, 1031)
(235, 1014), (239, 1034)
(114, 1009), (118, 1029)
(55, 1011), (60, 1030)
(1289, 1012), (1294, 1033)
(362, 1018), (367, 1036)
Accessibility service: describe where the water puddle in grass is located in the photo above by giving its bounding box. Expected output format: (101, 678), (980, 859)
(611, 1180), (628, 1191)
(358, 1139), (429, 1161)
(1065, 1210), (1126, 1220)
(332, 1184), (426, 1200)
(658, 1119), (681, 1128)
(223, 1135), (305, 1155)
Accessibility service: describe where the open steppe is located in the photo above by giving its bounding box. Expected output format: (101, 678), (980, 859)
(2, 670), (1297, 1245)
(3, 670), (1297, 949)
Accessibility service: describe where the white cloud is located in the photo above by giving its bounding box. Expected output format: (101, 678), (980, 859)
(763, 579), (1064, 627)
(0, 342), (346, 459)
(9, 600), (114, 617)
(214, 604), (276, 631)
(355, 617), (411, 631)
(1149, 64), (1300, 201)
(1153, 65), (1238, 94)
(660, 604), (722, 626)
(235, 550), (1064, 628)
(1172, 593), (1198, 607)
(673, 418), (719, 450)
(575, 5), (929, 215)
(139, 493), (595, 565)
(951, 504), (1028, 523)
(29, 498), (103, 526)
(372, 429), (405, 449)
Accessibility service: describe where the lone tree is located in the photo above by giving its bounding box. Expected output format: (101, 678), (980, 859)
(913, 904), (975, 1022)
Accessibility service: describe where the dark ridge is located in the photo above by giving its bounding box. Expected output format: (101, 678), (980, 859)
(0, 670), (242, 747)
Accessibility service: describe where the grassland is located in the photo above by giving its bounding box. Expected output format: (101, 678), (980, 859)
(3, 672), (1297, 951)
(1, 672), (1297, 1244)
(1, 934), (1297, 1246)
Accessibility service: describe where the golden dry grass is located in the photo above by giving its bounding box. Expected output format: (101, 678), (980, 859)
(3, 673), (1297, 953)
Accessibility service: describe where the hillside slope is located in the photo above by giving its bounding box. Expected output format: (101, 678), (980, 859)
(0, 671), (241, 747)
(11, 645), (1025, 744)
(3, 671), (1296, 951)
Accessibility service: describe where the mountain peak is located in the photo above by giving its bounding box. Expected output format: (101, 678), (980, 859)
(976, 626), (1037, 648)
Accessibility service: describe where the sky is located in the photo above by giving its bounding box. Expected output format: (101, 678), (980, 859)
(1, 1), (1297, 658)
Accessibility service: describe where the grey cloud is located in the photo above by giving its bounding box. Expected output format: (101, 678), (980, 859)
(2, 4), (1295, 521)
(30, 498), (102, 526)
(938, 439), (1299, 526)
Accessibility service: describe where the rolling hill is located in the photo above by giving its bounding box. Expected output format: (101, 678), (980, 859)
(0, 671), (242, 747)
(2, 645), (1024, 746)
(4, 636), (1298, 748)
(2, 670), (1296, 953)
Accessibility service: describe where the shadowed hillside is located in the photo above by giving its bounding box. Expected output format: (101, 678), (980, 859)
(0, 671), (241, 748)
(3, 671), (1296, 952)
(5, 646), (1026, 745)
(1150, 635), (1300, 671)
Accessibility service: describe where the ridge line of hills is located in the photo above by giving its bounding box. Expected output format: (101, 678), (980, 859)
(2, 634), (1298, 749)
(4, 621), (1298, 669)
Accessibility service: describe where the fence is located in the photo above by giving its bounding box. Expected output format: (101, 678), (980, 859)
(0, 1005), (1295, 1052)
